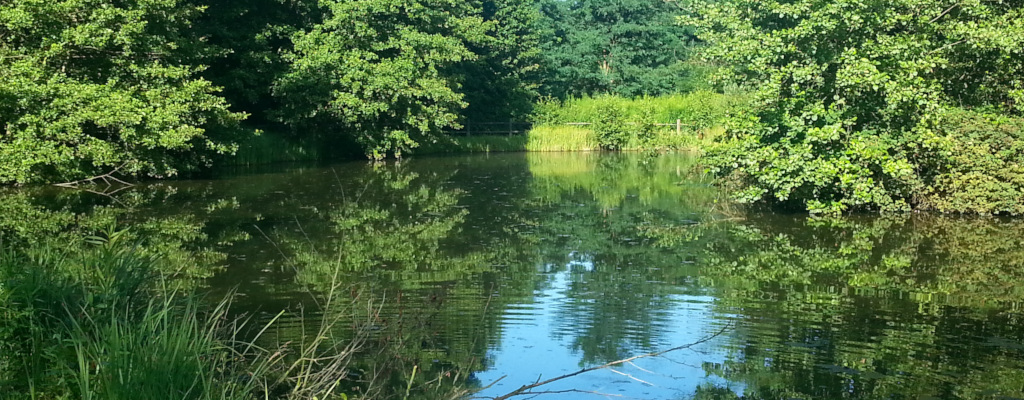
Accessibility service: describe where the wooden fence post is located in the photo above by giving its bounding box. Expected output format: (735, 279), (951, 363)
(676, 119), (682, 135)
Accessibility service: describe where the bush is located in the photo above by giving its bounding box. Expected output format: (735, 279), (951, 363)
(593, 102), (630, 150)
(0, 0), (247, 185)
(708, 107), (1024, 215)
(923, 110), (1024, 215)
(691, 0), (1024, 214)
(529, 92), (748, 151)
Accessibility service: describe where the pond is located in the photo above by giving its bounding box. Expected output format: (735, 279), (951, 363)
(3, 152), (1024, 399)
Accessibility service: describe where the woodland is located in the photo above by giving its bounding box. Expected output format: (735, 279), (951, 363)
(4, 0), (1023, 215)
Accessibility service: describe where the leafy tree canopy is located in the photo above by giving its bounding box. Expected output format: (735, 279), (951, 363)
(452, 0), (545, 122)
(688, 0), (1024, 214)
(0, 0), (247, 184)
(538, 0), (702, 98)
(273, 0), (491, 159)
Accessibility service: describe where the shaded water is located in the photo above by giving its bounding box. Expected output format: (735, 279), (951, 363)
(3, 152), (1024, 399)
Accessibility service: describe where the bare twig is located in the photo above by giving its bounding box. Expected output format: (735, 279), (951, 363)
(54, 164), (134, 190)
(608, 368), (657, 387)
(926, 38), (968, 55)
(477, 323), (732, 400)
(930, 3), (960, 23)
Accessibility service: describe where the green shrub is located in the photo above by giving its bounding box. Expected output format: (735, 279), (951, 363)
(0, 0), (248, 185)
(923, 110), (1024, 215)
(593, 102), (630, 150)
(708, 108), (1024, 215)
(703, 111), (923, 214)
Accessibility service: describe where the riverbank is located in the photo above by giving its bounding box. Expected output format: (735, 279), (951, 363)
(412, 124), (725, 154)
(417, 91), (743, 154)
(224, 92), (746, 160)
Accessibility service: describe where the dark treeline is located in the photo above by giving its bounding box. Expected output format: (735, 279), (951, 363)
(0, 0), (701, 184)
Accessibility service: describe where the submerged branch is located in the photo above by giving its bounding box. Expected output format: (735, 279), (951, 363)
(54, 164), (134, 190)
(476, 323), (732, 400)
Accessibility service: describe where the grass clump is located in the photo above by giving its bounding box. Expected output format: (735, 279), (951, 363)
(0, 231), (364, 400)
(524, 125), (598, 151)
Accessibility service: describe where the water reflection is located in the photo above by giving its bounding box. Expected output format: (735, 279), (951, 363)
(2, 153), (1024, 399)
(667, 215), (1024, 400)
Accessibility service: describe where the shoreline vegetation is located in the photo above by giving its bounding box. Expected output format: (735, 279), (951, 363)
(0, 233), (369, 400)
(3, 0), (1020, 215)
(228, 91), (745, 160)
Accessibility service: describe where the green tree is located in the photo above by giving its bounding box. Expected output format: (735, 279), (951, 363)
(538, 0), (701, 98)
(274, 0), (490, 159)
(0, 0), (247, 184)
(189, 0), (320, 127)
(453, 0), (544, 123)
(688, 0), (1024, 214)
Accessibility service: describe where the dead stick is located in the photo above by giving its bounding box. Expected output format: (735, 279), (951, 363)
(480, 323), (732, 400)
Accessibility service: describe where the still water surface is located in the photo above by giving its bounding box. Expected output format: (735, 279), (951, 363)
(5, 152), (1024, 399)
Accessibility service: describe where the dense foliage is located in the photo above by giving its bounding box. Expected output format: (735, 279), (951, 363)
(274, 0), (489, 159)
(0, 0), (731, 181)
(7, 0), (1024, 215)
(453, 0), (544, 122)
(689, 0), (1024, 214)
(0, 0), (246, 184)
(537, 0), (705, 98)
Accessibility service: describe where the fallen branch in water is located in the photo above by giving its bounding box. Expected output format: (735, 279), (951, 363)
(475, 323), (732, 400)
(54, 164), (134, 189)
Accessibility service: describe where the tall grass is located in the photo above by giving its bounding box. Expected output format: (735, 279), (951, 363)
(524, 125), (598, 151)
(531, 90), (748, 128)
(0, 233), (369, 400)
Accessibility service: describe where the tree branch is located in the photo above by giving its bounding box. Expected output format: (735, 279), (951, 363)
(930, 3), (960, 23)
(476, 323), (732, 400)
(53, 164), (135, 189)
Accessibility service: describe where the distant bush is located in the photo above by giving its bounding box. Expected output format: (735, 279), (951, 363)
(530, 92), (748, 150)
(532, 91), (745, 128)
(593, 102), (630, 150)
